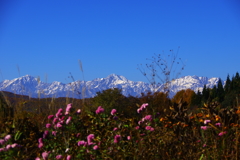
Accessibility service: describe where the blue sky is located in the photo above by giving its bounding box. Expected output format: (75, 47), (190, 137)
(1, 0), (240, 83)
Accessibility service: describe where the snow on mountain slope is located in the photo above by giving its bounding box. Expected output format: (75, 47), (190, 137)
(0, 74), (223, 99)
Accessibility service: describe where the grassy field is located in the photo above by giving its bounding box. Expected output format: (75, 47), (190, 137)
(0, 90), (239, 160)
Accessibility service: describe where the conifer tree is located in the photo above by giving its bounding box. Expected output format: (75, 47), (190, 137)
(190, 89), (202, 106)
(202, 84), (210, 102)
(224, 74), (231, 93)
(217, 78), (225, 103)
(210, 85), (217, 101)
(234, 72), (240, 92)
(235, 72), (240, 80)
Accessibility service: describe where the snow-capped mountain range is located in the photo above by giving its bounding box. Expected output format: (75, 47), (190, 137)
(0, 74), (223, 99)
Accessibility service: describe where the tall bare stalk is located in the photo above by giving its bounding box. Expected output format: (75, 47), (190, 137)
(138, 47), (185, 96)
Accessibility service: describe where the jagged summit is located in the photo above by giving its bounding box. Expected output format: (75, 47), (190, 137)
(13, 74), (37, 82)
(0, 74), (223, 99)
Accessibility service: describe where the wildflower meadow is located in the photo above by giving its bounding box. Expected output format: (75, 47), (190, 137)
(0, 95), (240, 159)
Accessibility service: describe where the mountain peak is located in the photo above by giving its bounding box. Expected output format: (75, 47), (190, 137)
(106, 74), (126, 80)
(0, 74), (222, 99)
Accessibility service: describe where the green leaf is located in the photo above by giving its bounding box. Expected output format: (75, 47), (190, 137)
(199, 154), (204, 160)
(14, 131), (22, 141)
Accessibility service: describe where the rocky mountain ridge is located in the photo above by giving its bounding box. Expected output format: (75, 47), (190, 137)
(0, 74), (222, 99)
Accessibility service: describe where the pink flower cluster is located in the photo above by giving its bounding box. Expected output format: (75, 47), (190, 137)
(66, 116), (72, 125)
(78, 134), (99, 150)
(200, 126), (211, 130)
(137, 103), (148, 113)
(36, 152), (71, 160)
(96, 106), (104, 114)
(111, 109), (117, 115)
(215, 122), (221, 127)
(65, 103), (72, 115)
(37, 103), (79, 159)
(78, 140), (87, 146)
(144, 115), (153, 121)
(38, 138), (43, 148)
(114, 135), (121, 143)
(56, 108), (63, 118)
(145, 126), (154, 131)
(201, 119), (212, 130)
(218, 131), (227, 136)
(41, 151), (51, 160)
(0, 135), (20, 152)
(204, 119), (211, 125)
(138, 115), (153, 125)
(87, 134), (95, 145)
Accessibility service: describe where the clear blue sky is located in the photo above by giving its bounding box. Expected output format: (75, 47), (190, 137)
(1, 0), (240, 83)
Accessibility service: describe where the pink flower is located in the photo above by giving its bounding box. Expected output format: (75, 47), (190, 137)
(215, 123), (221, 127)
(35, 157), (41, 160)
(60, 116), (65, 121)
(137, 108), (142, 113)
(114, 135), (121, 143)
(11, 143), (19, 148)
(76, 133), (80, 137)
(127, 136), (131, 140)
(52, 131), (57, 136)
(56, 108), (63, 118)
(144, 115), (153, 121)
(203, 144), (207, 147)
(48, 115), (54, 119)
(42, 151), (50, 160)
(145, 126), (151, 130)
(140, 133), (146, 136)
(204, 120), (211, 125)
(138, 121), (142, 125)
(111, 109), (117, 115)
(137, 103), (148, 113)
(201, 126), (210, 130)
(87, 134), (95, 145)
(38, 138), (44, 148)
(77, 109), (81, 114)
(93, 145), (99, 150)
(96, 106), (104, 114)
(113, 127), (118, 131)
(66, 155), (71, 160)
(53, 118), (58, 124)
(46, 123), (51, 128)
(218, 131), (227, 136)
(56, 154), (63, 159)
(5, 144), (11, 150)
(0, 148), (5, 152)
(38, 142), (44, 148)
(78, 140), (87, 146)
(66, 116), (72, 125)
(4, 135), (11, 141)
(56, 122), (62, 128)
(135, 126), (140, 130)
(141, 103), (148, 109)
(43, 130), (49, 139)
(0, 139), (5, 145)
(38, 138), (43, 143)
(66, 104), (72, 112)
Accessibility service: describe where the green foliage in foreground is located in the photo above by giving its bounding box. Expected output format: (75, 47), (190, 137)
(0, 100), (240, 160)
